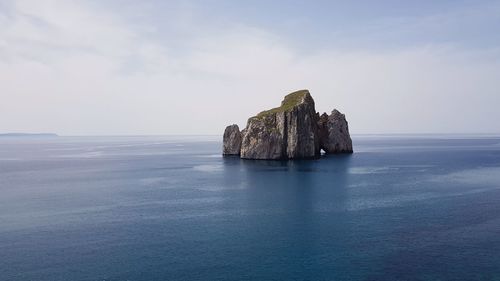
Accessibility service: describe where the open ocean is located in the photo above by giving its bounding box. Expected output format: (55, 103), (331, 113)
(1, 135), (500, 281)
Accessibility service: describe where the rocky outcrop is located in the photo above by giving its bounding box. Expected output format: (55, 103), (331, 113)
(240, 90), (319, 159)
(318, 110), (353, 153)
(222, 89), (353, 160)
(222, 124), (242, 155)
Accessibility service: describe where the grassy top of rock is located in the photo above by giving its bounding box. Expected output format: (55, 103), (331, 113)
(253, 89), (310, 119)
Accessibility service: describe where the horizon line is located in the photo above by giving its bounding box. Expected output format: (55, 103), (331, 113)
(3, 133), (500, 137)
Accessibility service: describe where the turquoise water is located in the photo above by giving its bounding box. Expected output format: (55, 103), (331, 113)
(1, 135), (500, 280)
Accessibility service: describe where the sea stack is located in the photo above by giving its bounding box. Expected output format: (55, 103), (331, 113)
(222, 89), (353, 160)
(222, 124), (242, 155)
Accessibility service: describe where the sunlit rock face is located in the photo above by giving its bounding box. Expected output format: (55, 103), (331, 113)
(223, 89), (353, 160)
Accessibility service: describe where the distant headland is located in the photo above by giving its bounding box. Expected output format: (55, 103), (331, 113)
(0, 133), (58, 137)
(223, 89), (352, 160)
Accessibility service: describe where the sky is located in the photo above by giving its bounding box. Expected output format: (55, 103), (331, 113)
(1, 0), (499, 135)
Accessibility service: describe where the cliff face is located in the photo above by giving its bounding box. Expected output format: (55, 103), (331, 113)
(223, 89), (352, 160)
(240, 90), (318, 159)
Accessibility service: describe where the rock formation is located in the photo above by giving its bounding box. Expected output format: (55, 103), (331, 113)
(318, 110), (353, 153)
(222, 124), (242, 155)
(240, 90), (319, 159)
(222, 89), (353, 160)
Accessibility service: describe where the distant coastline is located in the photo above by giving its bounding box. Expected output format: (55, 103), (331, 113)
(0, 133), (58, 137)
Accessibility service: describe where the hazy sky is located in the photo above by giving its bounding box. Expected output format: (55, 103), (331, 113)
(1, 0), (499, 135)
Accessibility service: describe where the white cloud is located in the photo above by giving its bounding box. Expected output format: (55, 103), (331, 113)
(0, 0), (499, 135)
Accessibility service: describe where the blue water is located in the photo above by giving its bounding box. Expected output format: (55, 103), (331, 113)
(1, 135), (500, 281)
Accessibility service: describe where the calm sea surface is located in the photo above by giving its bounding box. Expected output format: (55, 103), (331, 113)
(1, 135), (500, 281)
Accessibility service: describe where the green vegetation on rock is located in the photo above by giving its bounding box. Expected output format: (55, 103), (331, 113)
(253, 89), (310, 119)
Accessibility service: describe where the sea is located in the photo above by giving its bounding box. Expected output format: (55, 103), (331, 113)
(1, 135), (500, 281)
